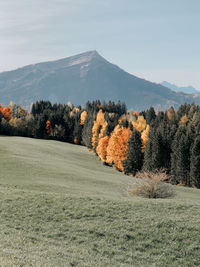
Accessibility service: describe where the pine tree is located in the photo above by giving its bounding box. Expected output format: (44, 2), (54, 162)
(146, 106), (156, 125)
(82, 112), (95, 148)
(171, 127), (191, 185)
(34, 114), (47, 139)
(190, 136), (200, 188)
(157, 122), (176, 171)
(73, 114), (82, 144)
(143, 128), (163, 171)
(123, 129), (143, 175)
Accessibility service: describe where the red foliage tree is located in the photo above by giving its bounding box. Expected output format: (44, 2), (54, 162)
(46, 120), (51, 135)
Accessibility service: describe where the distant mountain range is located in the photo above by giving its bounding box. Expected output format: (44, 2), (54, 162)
(161, 81), (199, 94)
(0, 50), (200, 110)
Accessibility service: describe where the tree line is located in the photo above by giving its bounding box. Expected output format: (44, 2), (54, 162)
(0, 100), (200, 188)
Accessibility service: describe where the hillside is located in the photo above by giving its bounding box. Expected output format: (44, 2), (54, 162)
(0, 136), (200, 266)
(0, 51), (200, 110)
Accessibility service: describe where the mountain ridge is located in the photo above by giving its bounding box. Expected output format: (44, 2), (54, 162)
(0, 51), (200, 110)
(161, 81), (199, 94)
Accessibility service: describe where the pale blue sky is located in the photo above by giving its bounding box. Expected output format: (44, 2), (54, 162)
(0, 0), (199, 88)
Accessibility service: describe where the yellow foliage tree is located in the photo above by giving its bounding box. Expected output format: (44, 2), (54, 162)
(141, 124), (150, 152)
(80, 111), (87, 125)
(132, 115), (147, 132)
(92, 110), (108, 150)
(70, 107), (79, 117)
(166, 107), (176, 121)
(179, 114), (188, 126)
(9, 117), (17, 127)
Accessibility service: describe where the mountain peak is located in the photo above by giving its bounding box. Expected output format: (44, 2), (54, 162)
(24, 50), (104, 73)
(1, 51), (200, 110)
(62, 50), (102, 62)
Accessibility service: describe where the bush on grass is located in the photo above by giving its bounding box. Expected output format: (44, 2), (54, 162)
(128, 171), (175, 199)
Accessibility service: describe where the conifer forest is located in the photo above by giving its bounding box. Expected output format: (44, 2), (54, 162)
(1, 100), (200, 188)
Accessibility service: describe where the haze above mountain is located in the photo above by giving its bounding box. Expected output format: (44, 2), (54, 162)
(0, 51), (199, 110)
(161, 81), (199, 94)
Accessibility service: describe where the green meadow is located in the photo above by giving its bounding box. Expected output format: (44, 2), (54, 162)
(0, 136), (200, 266)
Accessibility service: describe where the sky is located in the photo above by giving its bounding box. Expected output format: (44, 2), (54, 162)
(0, 0), (199, 89)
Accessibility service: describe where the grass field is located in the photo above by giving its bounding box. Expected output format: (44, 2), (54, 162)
(0, 136), (200, 266)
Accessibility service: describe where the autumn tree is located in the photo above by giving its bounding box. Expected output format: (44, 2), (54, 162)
(166, 107), (176, 122)
(80, 111), (87, 125)
(96, 136), (110, 162)
(141, 125), (150, 152)
(92, 109), (107, 151)
(0, 106), (11, 122)
(179, 114), (188, 126)
(106, 125), (132, 171)
(132, 115), (147, 132)
(46, 120), (51, 135)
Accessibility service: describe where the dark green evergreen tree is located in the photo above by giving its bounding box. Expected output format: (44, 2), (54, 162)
(157, 122), (177, 172)
(73, 113), (83, 144)
(82, 113), (95, 148)
(171, 126), (191, 186)
(190, 135), (200, 188)
(143, 128), (163, 171)
(34, 114), (47, 139)
(146, 106), (156, 125)
(123, 129), (143, 175)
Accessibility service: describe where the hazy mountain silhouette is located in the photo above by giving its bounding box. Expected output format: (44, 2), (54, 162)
(161, 81), (199, 94)
(0, 50), (199, 110)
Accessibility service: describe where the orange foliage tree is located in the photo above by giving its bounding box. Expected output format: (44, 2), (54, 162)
(74, 138), (79, 144)
(106, 125), (132, 171)
(96, 136), (110, 162)
(0, 106), (11, 122)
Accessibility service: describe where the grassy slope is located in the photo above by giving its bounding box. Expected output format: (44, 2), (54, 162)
(0, 136), (200, 266)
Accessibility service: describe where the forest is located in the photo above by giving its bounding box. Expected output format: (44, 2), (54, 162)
(0, 100), (200, 188)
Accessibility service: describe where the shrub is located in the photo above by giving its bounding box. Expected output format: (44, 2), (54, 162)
(128, 171), (175, 199)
